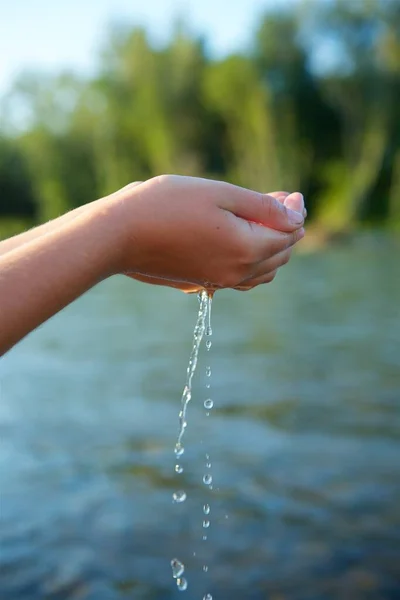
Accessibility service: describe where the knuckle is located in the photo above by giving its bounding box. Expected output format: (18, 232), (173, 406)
(260, 193), (279, 221)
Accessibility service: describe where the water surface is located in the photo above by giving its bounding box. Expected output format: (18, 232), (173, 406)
(1, 232), (399, 599)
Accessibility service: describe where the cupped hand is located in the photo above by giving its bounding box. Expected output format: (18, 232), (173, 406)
(111, 176), (305, 291)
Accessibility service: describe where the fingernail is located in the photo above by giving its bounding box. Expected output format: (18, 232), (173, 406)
(287, 208), (304, 225)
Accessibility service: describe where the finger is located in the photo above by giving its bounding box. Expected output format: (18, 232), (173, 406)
(268, 191), (290, 200)
(118, 181), (144, 194)
(225, 186), (304, 232)
(242, 246), (293, 281)
(128, 272), (201, 294)
(272, 191), (307, 218)
(284, 192), (304, 215)
(249, 225), (305, 262)
(234, 269), (278, 290)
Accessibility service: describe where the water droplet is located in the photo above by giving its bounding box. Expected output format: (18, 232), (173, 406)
(206, 412), (210, 417)
(206, 383), (210, 389)
(177, 577), (188, 591)
(203, 474), (212, 485)
(171, 559), (184, 579)
(204, 594), (212, 600)
(206, 326), (212, 337)
(182, 421), (187, 429)
(204, 399), (213, 410)
(203, 503), (210, 515)
(206, 462), (211, 469)
(202, 535), (207, 541)
(203, 565), (209, 572)
(206, 366), (211, 377)
(175, 464), (183, 474)
(205, 454), (210, 460)
(172, 490), (187, 503)
(175, 444), (184, 458)
(203, 519), (210, 528)
(206, 339), (212, 350)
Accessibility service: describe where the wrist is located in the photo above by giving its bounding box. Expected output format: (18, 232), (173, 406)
(99, 186), (143, 276)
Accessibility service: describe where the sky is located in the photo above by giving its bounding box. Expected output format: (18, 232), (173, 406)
(0, 0), (296, 96)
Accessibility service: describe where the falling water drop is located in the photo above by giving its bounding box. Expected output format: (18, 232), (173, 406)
(205, 366), (211, 377)
(177, 577), (188, 591)
(203, 565), (209, 572)
(203, 474), (212, 485)
(203, 504), (210, 515)
(203, 594), (212, 600)
(204, 399), (214, 410)
(172, 491), (187, 503)
(171, 559), (185, 579)
(175, 465), (183, 474)
(203, 520), (210, 528)
(175, 444), (184, 458)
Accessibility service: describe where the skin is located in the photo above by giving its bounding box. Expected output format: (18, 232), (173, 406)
(0, 175), (305, 355)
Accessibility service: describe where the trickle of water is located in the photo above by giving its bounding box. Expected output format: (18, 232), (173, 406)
(203, 520), (210, 528)
(171, 559), (185, 579)
(174, 291), (209, 460)
(170, 291), (211, 593)
(172, 491), (187, 503)
(204, 399), (213, 410)
(175, 445), (184, 458)
(203, 474), (212, 485)
(177, 577), (188, 591)
(203, 504), (210, 515)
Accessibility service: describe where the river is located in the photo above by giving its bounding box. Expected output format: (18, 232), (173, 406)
(1, 232), (399, 599)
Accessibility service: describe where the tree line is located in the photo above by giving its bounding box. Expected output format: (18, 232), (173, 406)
(0, 0), (399, 236)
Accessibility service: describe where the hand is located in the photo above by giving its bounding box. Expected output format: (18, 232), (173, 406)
(124, 188), (306, 293)
(110, 176), (305, 290)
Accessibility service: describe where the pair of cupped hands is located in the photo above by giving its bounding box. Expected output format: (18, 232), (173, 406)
(112, 176), (306, 293)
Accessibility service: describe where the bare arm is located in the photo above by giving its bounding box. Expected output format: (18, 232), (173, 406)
(0, 197), (123, 355)
(0, 200), (103, 255)
(0, 176), (305, 355)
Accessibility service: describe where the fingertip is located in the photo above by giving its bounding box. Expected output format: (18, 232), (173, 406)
(284, 192), (304, 215)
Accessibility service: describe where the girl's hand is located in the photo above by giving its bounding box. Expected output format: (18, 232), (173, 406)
(110, 176), (305, 290)
(124, 187), (306, 292)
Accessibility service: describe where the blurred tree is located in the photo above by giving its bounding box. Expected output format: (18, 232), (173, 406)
(0, 0), (398, 232)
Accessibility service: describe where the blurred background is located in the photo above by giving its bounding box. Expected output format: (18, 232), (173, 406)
(1, 0), (399, 599)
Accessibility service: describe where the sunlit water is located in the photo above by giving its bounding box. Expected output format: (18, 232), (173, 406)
(171, 290), (211, 594)
(1, 233), (399, 599)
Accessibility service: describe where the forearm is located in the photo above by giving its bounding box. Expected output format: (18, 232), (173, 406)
(0, 200), (102, 255)
(0, 198), (124, 355)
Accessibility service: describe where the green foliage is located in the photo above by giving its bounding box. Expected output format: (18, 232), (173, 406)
(0, 0), (399, 232)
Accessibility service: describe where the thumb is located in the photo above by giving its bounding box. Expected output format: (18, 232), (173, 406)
(228, 189), (304, 232)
